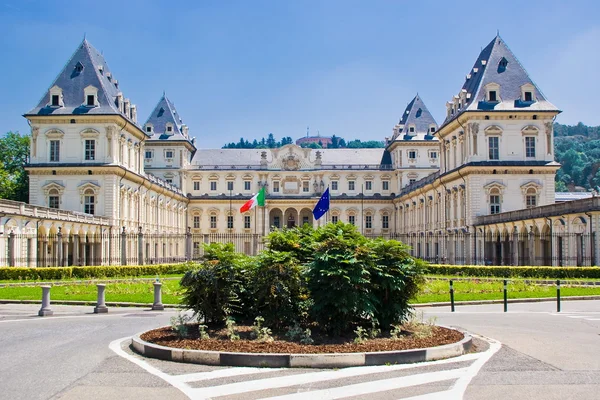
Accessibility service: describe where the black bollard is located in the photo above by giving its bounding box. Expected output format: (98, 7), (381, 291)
(503, 279), (508, 312)
(556, 279), (561, 313)
(450, 280), (455, 312)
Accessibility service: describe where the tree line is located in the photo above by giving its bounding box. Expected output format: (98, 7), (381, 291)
(222, 133), (384, 149)
(554, 122), (600, 191)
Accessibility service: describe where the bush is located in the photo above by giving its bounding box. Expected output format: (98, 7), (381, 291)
(179, 243), (248, 325)
(370, 238), (426, 328)
(305, 223), (378, 334)
(246, 250), (306, 328)
(265, 224), (316, 264)
(427, 265), (600, 279)
(0, 263), (190, 281)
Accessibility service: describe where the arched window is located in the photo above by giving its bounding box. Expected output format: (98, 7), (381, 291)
(84, 189), (95, 215)
(525, 187), (537, 208)
(489, 188), (501, 215)
(48, 188), (60, 209)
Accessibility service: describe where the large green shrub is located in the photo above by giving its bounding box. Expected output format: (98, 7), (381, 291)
(370, 238), (426, 328)
(246, 250), (306, 328)
(179, 243), (248, 325)
(265, 224), (316, 264)
(305, 223), (379, 334)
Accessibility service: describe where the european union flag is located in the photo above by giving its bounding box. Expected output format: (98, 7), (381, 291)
(312, 188), (330, 220)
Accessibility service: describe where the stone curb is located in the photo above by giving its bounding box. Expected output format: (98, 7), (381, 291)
(0, 299), (180, 308)
(130, 326), (472, 368)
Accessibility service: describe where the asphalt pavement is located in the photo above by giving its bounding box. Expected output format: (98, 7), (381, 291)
(0, 300), (598, 399)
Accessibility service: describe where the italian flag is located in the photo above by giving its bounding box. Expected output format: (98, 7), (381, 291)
(239, 187), (265, 213)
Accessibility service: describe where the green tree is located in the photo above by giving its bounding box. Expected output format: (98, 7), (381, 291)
(0, 131), (29, 202)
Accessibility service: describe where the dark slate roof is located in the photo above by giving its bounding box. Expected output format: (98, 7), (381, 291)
(443, 35), (558, 125)
(393, 95), (438, 142)
(26, 39), (139, 124)
(144, 94), (194, 145)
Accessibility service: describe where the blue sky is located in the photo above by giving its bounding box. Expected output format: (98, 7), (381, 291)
(1, 0), (599, 147)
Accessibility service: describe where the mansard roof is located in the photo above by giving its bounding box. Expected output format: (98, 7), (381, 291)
(144, 94), (194, 145)
(392, 94), (438, 142)
(25, 39), (140, 124)
(443, 35), (559, 124)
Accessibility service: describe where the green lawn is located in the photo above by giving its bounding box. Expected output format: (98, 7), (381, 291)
(0, 280), (182, 304)
(415, 278), (600, 303)
(1, 277), (599, 305)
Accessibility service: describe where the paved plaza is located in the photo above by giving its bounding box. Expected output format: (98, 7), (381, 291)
(0, 301), (598, 399)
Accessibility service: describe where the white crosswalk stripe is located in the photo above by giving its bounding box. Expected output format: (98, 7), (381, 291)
(112, 335), (500, 400)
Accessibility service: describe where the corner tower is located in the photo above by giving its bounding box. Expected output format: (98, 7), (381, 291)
(386, 94), (439, 188)
(436, 35), (560, 221)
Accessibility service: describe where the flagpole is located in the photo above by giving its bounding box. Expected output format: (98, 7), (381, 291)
(361, 184), (364, 235)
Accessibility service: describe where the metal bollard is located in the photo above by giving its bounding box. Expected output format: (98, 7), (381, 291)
(152, 282), (165, 311)
(38, 286), (54, 316)
(556, 279), (561, 313)
(449, 280), (455, 312)
(503, 279), (508, 312)
(94, 284), (108, 314)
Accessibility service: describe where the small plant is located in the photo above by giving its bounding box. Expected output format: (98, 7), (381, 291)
(225, 317), (240, 341)
(170, 313), (191, 338)
(369, 320), (381, 339)
(251, 316), (274, 343)
(285, 323), (313, 345)
(299, 328), (314, 345)
(198, 324), (210, 340)
(402, 311), (434, 339)
(390, 324), (403, 340)
(354, 326), (368, 344)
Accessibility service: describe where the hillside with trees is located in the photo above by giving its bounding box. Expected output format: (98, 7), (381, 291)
(553, 122), (600, 191)
(0, 131), (29, 202)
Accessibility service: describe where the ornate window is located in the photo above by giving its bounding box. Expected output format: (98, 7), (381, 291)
(227, 215), (234, 229)
(303, 181), (310, 192)
(348, 180), (355, 191)
(273, 181), (280, 193)
(84, 189), (95, 214)
(244, 215), (251, 229)
(210, 181), (217, 191)
(210, 214), (217, 229)
(48, 189), (60, 209)
(84, 139), (95, 161)
(490, 189), (501, 214)
(49, 140), (60, 162)
(244, 181), (251, 191)
(488, 136), (499, 160)
(408, 150), (417, 160)
(525, 137), (536, 158)
(382, 214), (389, 229)
(348, 215), (356, 225)
(193, 215), (200, 229)
(331, 215), (339, 224)
(521, 181), (541, 209)
(365, 214), (372, 229)
(382, 180), (389, 191)
(331, 180), (338, 191)
(227, 181), (234, 191)
(365, 180), (372, 191)
(193, 181), (200, 191)
(520, 83), (536, 103)
(484, 82), (501, 103)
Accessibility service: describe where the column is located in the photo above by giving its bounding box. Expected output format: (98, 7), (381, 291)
(8, 231), (15, 267)
(121, 227), (127, 266)
(73, 235), (80, 266)
(185, 227), (192, 261)
(512, 227), (519, 266)
(528, 229), (535, 266)
(57, 229), (63, 267)
(89, 240), (95, 266)
(138, 227), (144, 266)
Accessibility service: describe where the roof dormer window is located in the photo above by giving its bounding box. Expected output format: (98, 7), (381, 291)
(83, 85), (99, 107)
(485, 83), (501, 103)
(409, 126), (415, 133)
(165, 123), (174, 134)
(520, 84), (536, 103)
(75, 61), (84, 73)
(489, 91), (497, 102)
(167, 126), (173, 132)
(145, 124), (153, 133)
(48, 85), (64, 108)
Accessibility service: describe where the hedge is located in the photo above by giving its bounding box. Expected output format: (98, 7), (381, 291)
(427, 264), (600, 279)
(0, 263), (194, 281)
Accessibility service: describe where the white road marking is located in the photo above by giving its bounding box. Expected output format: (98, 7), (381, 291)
(109, 336), (195, 399)
(110, 334), (500, 400)
(259, 368), (468, 400)
(566, 315), (593, 319)
(172, 367), (285, 383)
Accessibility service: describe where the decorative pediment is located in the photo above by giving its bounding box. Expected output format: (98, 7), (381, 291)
(80, 128), (100, 138)
(45, 128), (65, 138)
(330, 207), (341, 215)
(483, 180), (505, 195)
(42, 181), (65, 196)
(225, 174), (235, 181)
(208, 207), (219, 215)
(520, 180), (542, 194)
(242, 174), (253, 180)
(78, 181), (101, 196)
(521, 125), (539, 135)
(208, 174), (219, 180)
(484, 125), (503, 135)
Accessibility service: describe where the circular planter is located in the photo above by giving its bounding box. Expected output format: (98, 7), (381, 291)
(131, 326), (472, 368)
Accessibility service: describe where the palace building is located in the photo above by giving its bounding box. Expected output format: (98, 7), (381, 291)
(1, 35), (598, 267)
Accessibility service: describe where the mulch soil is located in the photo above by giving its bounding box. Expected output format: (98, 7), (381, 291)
(141, 324), (464, 354)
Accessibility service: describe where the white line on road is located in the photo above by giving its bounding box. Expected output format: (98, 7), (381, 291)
(172, 367), (285, 383)
(259, 368), (468, 400)
(109, 337), (195, 399)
